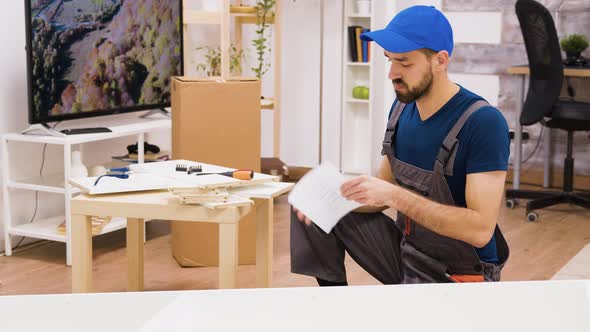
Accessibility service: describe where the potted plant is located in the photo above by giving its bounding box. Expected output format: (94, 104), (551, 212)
(560, 33), (589, 66)
(252, 0), (276, 79)
(195, 45), (244, 77)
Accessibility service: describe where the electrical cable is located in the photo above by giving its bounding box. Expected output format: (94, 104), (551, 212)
(509, 126), (544, 166)
(522, 126), (544, 164)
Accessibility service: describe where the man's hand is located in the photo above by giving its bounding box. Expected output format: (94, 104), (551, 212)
(340, 175), (396, 207)
(293, 206), (313, 225)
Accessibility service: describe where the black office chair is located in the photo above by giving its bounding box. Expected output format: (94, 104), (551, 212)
(506, 0), (590, 221)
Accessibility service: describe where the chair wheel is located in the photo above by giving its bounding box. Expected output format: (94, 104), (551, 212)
(505, 199), (518, 209)
(526, 211), (539, 222)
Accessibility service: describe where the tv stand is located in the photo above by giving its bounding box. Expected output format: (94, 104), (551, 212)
(139, 108), (171, 119)
(21, 123), (66, 137)
(2, 118), (171, 266)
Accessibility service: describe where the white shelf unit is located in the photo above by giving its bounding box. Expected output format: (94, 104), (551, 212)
(1, 118), (171, 265)
(340, 1), (374, 175)
(339, 0), (391, 176)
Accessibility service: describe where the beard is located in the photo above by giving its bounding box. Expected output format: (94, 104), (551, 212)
(393, 70), (434, 104)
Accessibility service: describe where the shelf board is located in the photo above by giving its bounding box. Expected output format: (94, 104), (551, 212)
(9, 173), (81, 195)
(261, 98), (275, 110)
(8, 216), (128, 242)
(230, 6), (275, 23)
(230, 5), (257, 14)
(183, 7), (274, 25)
(347, 62), (371, 66)
(235, 15), (275, 24)
(345, 98), (370, 104)
(347, 13), (372, 18)
(99, 217), (128, 236)
(3, 119), (171, 145)
(9, 216), (67, 242)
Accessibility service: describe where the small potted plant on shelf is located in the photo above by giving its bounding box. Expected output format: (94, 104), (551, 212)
(560, 33), (589, 67)
(195, 45), (244, 77)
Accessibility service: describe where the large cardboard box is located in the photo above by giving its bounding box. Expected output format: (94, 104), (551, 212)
(171, 76), (261, 266)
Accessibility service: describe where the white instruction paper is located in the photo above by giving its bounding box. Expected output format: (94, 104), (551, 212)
(288, 162), (362, 233)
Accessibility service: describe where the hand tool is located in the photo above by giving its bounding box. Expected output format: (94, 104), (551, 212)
(194, 169), (254, 180)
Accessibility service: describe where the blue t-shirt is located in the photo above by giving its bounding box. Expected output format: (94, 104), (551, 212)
(389, 86), (510, 263)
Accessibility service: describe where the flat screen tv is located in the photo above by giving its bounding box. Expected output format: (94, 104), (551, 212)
(25, 0), (183, 125)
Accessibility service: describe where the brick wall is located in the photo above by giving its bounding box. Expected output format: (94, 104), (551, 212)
(445, 0), (590, 176)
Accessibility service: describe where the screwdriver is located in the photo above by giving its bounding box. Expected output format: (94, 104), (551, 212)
(194, 169), (254, 180)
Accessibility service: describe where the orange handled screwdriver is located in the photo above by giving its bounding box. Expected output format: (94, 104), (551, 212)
(194, 169), (254, 180)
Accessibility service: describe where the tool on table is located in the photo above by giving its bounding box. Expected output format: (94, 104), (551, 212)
(194, 169), (254, 180)
(175, 164), (202, 174)
(93, 167), (131, 186)
(188, 165), (202, 174)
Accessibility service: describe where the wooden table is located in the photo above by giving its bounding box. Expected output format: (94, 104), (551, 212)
(70, 182), (293, 293)
(507, 65), (590, 77)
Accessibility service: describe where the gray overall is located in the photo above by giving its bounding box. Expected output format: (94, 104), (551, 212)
(290, 100), (509, 284)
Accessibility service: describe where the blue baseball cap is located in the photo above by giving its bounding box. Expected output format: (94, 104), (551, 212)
(360, 6), (454, 56)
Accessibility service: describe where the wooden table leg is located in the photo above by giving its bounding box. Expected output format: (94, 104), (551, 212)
(72, 215), (93, 293)
(255, 198), (273, 288)
(127, 218), (144, 291)
(219, 222), (238, 289)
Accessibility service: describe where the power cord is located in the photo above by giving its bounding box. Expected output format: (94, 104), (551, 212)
(522, 126), (544, 164)
(509, 126), (544, 166)
(12, 121), (61, 250)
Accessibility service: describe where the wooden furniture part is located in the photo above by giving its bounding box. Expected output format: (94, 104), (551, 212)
(1, 119), (170, 266)
(182, 0), (282, 158)
(70, 181), (293, 293)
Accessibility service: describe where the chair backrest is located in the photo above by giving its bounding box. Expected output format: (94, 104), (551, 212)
(515, 0), (564, 126)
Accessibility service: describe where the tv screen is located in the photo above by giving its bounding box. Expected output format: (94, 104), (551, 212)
(25, 0), (183, 124)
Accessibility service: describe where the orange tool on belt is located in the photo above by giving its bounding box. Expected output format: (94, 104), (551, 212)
(194, 169), (254, 180)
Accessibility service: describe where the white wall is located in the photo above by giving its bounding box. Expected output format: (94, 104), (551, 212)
(320, 0), (344, 167)
(279, 0), (321, 167)
(445, 12), (502, 44)
(449, 73), (500, 106)
(279, 0), (397, 170)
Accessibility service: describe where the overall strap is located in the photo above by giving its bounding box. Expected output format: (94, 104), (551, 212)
(381, 102), (407, 156)
(435, 100), (491, 176)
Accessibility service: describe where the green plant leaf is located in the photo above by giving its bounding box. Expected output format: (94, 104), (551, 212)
(560, 33), (589, 53)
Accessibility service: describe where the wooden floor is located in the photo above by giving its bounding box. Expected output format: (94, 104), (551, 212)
(1, 193), (590, 295)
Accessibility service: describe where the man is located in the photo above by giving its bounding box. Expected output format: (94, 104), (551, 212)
(290, 5), (510, 286)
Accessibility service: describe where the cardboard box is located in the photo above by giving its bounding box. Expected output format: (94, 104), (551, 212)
(171, 76), (261, 267)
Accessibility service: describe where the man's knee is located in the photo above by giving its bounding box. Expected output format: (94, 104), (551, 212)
(333, 211), (387, 235)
